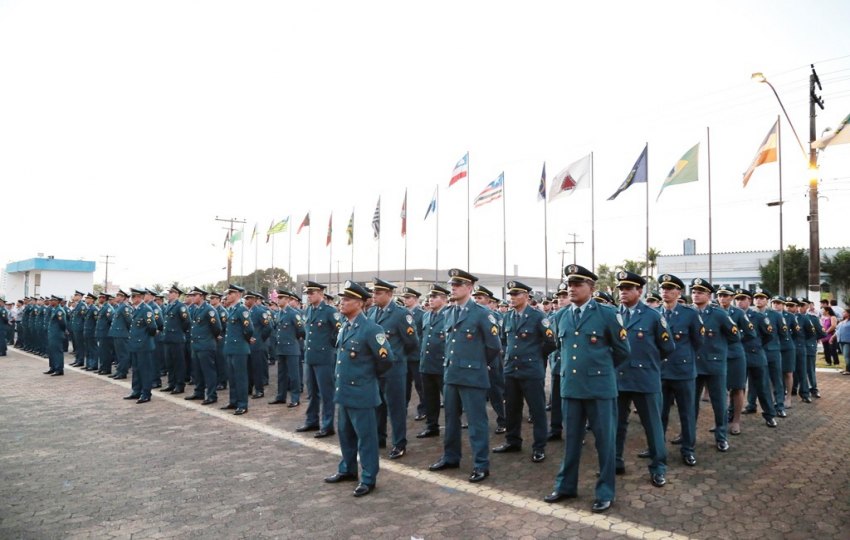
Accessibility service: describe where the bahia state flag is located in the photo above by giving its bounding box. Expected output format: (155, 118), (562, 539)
(449, 152), (469, 187)
(473, 172), (504, 208)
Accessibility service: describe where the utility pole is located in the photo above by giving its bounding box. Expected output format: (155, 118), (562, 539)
(808, 64), (824, 296)
(565, 233), (584, 266)
(215, 216), (246, 284)
(558, 250), (571, 275)
(99, 254), (114, 290)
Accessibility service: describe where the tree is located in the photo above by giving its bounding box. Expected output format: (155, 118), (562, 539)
(759, 245), (808, 295)
(208, 267), (295, 297)
(595, 264), (616, 293)
(822, 249), (850, 301)
(646, 247), (661, 280)
(620, 259), (646, 275)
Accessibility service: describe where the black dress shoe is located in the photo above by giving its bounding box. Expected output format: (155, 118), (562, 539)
(428, 459), (460, 471)
(388, 446), (406, 459)
(269, 399), (287, 405)
(716, 440), (730, 452)
(113, 375), (127, 380)
(287, 402), (300, 408)
(414, 414), (427, 421)
(615, 466), (626, 475)
(51, 372), (64, 376)
(184, 395), (203, 400)
(353, 483), (373, 497)
(417, 429), (440, 438)
(651, 473), (666, 487)
(742, 408), (757, 414)
(314, 429), (335, 438)
(136, 397), (151, 404)
(159, 386), (175, 392)
(220, 403), (238, 410)
(468, 468), (489, 483)
(591, 500), (612, 513)
(251, 393), (264, 399)
(493, 443), (522, 453)
(683, 454), (697, 466)
(494, 426), (506, 434)
(812, 389), (821, 398)
(43, 370), (55, 375)
(547, 432), (562, 441)
(765, 418), (778, 428)
(295, 424), (320, 432)
(201, 399), (217, 405)
(801, 396), (812, 403)
(324, 472), (357, 483)
(234, 408), (247, 415)
(777, 410), (787, 418)
(637, 449), (651, 458)
(124, 394), (141, 400)
(543, 491), (576, 503)
(170, 389), (184, 395)
(216, 384), (226, 391)
(671, 435), (683, 445)
(531, 451), (545, 463)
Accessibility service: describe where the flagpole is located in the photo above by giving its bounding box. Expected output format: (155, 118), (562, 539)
(777, 115), (785, 295)
(254, 231), (259, 291)
(543, 162), (549, 295)
(502, 172), (507, 299)
(590, 152), (596, 272)
(307, 220), (312, 282)
(707, 126), (713, 283)
(329, 214), (333, 293)
(645, 143), (650, 279)
(435, 185), (440, 282)
(240, 226), (245, 287)
(351, 208), (355, 280)
(403, 189), (408, 288)
(467, 151), (471, 271)
(288, 216), (292, 282)
(271, 231), (275, 281)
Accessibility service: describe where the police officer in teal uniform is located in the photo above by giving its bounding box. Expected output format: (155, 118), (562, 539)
(145, 289), (165, 389)
(209, 291), (229, 391)
(45, 296), (67, 376)
(269, 289), (305, 407)
(297, 281), (341, 436)
(0, 299), (8, 356)
(714, 285), (756, 435)
(125, 288), (158, 403)
(429, 269), (503, 483)
(802, 299), (825, 398)
(691, 278), (739, 453)
(745, 291), (787, 417)
(733, 289), (777, 428)
(493, 280), (555, 463)
(657, 274), (702, 466)
(68, 291), (86, 367)
(108, 291), (132, 378)
(185, 287), (222, 404)
(785, 298), (811, 402)
(548, 283), (571, 441)
(83, 294), (99, 371)
(775, 296), (796, 409)
(324, 281), (394, 497)
(401, 287), (427, 421)
(614, 271), (674, 488)
(220, 284), (254, 415)
(545, 265), (630, 513)
(95, 293), (115, 373)
(244, 291), (272, 399)
(369, 277), (418, 459)
(593, 290), (615, 305)
(417, 284), (450, 439)
(473, 285), (507, 434)
(162, 286), (191, 394)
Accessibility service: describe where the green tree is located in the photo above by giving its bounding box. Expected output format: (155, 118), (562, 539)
(619, 259), (646, 275)
(759, 245), (808, 295)
(595, 263), (616, 293)
(646, 247), (661, 279)
(209, 267), (295, 297)
(822, 249), (850, 301)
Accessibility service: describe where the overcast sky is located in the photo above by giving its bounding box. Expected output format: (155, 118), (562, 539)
(2, 0), (850, 290)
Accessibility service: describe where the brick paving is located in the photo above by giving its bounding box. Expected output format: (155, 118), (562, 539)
(1, 349), (848, 539)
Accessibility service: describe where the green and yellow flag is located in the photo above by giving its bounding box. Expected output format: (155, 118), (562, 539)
(266, 217), (289, 243)
(657, 143), (699, 201)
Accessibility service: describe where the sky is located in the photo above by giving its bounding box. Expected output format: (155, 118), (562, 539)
(2, 0), (850, 291)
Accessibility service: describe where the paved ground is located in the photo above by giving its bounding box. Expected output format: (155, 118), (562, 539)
(1, 349), (848, 539)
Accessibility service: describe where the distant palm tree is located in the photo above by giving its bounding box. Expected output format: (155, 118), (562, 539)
(646, 247), (661, 279)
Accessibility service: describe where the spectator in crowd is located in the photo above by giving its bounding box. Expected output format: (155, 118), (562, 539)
(821, 307), (840, 366)
(832, 309), (850, 375)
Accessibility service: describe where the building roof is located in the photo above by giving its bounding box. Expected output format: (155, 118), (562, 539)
(5, 258), (96, 274)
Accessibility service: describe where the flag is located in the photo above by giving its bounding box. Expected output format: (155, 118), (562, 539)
(230, 230), (242, 243)
(223, 231), (230, 249)
(449, 152), (469, 187)
(537, 162), (546, 202)
(549, 154), (591, 202)
(743, 120), (778, 187)
(424, 187), (437, 220)
(372, 197), (381, 240)
(266, 217), (289, 243)
(326, 213), (333, 247)
(400, 190), (407, 237)
(473, 172), (504, 208)
(608, 145), (648, 200)
(346, 210), (354, 246)
(297, 212), (310, 234)
(657, 143), (699, 201)
(250, 223), (257, 243)
(813, 112), (850, 149)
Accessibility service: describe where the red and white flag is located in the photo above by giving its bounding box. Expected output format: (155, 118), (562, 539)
(549, 154), (591, 202)
(742, 120), (778, 187)
(449, 152), (469, 187)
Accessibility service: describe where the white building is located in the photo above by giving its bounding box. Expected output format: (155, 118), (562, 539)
(3, 257), (96, 300)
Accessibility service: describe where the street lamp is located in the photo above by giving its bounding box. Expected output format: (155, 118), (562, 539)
(751, 73), (807, 158)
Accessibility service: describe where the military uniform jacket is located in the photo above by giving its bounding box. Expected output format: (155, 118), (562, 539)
(190, 301), (222, 351)
(70, 302), (86, 332)
(369, 302), (419, 365)
(94, 303), (114, 339)
(420, 307), (448, 375)
(556, 300), (630, 400)
(410, 305), (425, 340)
(617, 301), (675, 393)
(334, 313), (394, 408)
(274, 306), (304, 356)
(658, 304), (702, 380)
(214, 304), (228, 337)
(250, 304), (272, 352)
(725, 306), (754, 360)
(777, 311), (795, 351)
(83, 303), (98, 337)
(803, 313), (824, 354)
(762, 309), (784, 352)
(108, 303), (133, 339)
(148, 302), (164, 342)
(502, 306), (555, 380)
(443, 300), (503, 389)
(0, 306), (8, 330)
(162, 301), (190, 343)
(303, 302), (340, 366)
(695, 305), (740, 376)
(742, 308), (772, 367)
(47, 306), (67, 341)
(787, 312), (806, 351)
(128, 302), (157, 352)
(548, 308), (567, 374)
(223, 303), (254, 355)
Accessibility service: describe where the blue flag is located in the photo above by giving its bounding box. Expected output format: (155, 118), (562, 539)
(424, 187), (437, 220)
(607, 145), (648, 201)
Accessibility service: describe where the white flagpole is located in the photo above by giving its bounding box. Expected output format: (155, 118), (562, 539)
(543, 163), (549, 294)
(707, 127), (713, 283)
(590, 152), (596, 272)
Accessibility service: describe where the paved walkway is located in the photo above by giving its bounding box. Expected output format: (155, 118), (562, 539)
(1, 349), (848, 539)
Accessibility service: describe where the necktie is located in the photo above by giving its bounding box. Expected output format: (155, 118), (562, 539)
(665, 309), (673, 322)
(573, 307), (581, 326)
(623, 308), (631, 326)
